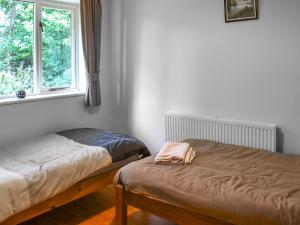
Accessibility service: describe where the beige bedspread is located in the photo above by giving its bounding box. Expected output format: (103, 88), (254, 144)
(115, 140), (300, 225)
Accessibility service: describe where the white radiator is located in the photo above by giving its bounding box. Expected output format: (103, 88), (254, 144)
(165, 113), (277, 152)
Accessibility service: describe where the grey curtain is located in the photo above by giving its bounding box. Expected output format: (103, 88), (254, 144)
(80, 0), (102, 107)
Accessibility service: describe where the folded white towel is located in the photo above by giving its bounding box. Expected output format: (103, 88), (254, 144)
(154, 142), (196, 165)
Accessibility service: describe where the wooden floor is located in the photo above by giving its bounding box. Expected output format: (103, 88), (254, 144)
(20, 185), (176, 225)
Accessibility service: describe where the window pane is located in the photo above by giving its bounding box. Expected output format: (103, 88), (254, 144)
(41, 7), (72, 88)
(0, 0), (34, 96)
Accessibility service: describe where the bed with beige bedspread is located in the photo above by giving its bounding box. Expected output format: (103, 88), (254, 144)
(115, 140), (300, 225)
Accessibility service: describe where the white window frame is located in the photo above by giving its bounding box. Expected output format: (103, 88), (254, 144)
(35, 1), (79, 94)
(0, 0), (80, 99)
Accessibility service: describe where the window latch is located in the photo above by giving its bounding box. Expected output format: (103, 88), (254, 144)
(39, 22), (44, 32)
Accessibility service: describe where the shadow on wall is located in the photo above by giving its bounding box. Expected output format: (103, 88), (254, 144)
(111, 0), (129, 132)
(276, 127), (284, 153)
(111, 0), (169, 139)
(110, 0), (234, 151)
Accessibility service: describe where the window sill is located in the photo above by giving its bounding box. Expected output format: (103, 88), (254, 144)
(0, 91), (86, 106)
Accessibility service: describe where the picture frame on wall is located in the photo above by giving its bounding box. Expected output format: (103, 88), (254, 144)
(224, 0), (258, 23)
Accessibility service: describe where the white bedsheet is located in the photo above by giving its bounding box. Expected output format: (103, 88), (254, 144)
(0, 168), (31, 223)
(0, 134), (112, 223)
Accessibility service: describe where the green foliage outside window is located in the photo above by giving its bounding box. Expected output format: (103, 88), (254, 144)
(0, 0), (34, 96)
(42, 7), (72, 88)
(0, 0), (73, 97)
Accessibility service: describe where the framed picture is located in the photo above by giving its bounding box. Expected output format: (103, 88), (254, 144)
(224, 0), (258, 23)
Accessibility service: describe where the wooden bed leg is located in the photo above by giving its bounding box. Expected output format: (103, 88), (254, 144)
(115, 185), (127, 225)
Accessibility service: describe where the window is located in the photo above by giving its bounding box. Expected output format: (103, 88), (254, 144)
(0, 0), (78, 98)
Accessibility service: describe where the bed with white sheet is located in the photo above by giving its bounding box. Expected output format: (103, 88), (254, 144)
(0, 128), (149, 224)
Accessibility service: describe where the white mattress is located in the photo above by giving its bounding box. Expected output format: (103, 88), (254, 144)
(0, 134), (112, 223)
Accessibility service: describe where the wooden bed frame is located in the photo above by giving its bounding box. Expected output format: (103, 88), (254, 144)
(115, 185), (233, 225)
(1, 167), (120, 225)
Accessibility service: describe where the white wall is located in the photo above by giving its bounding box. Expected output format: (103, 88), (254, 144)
(0, 96), (110, 146)
(110, 0), (300, 154)
(0, 0), (113, 147)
